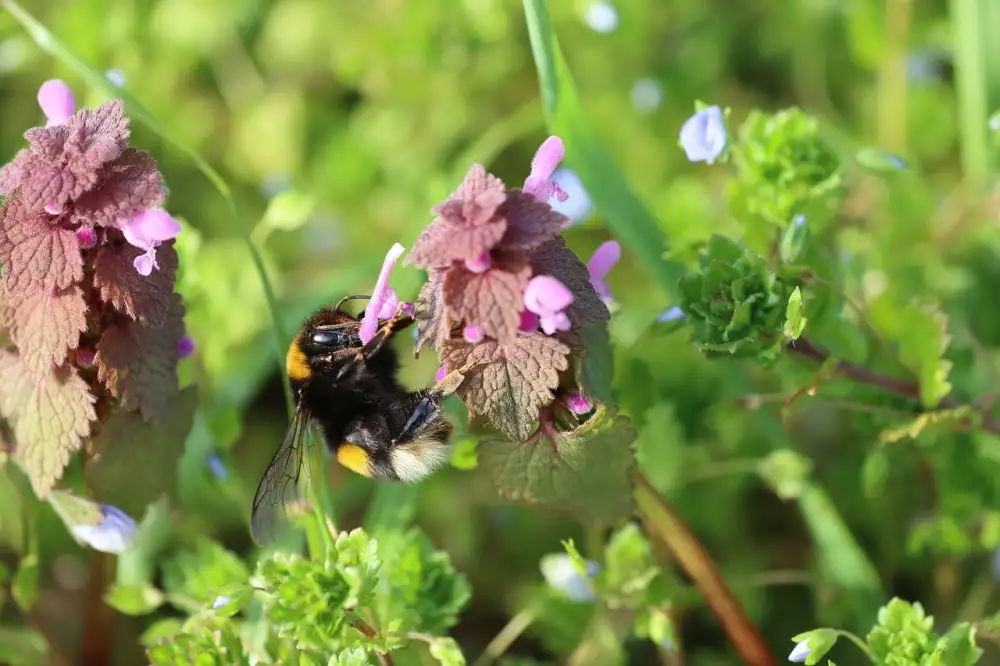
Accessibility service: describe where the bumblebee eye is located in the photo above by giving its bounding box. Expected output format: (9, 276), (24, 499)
(311, 330), (345, 346)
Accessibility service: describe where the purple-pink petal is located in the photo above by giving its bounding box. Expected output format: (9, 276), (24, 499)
(588, 241), (620, 281)
(524, 136), (569, 203)
(76, 226), (97, 250)
(38, 79), (75, 127)
(465, 251), (492, 274)
(178, 334), (196, 359)
(122, 209), (181, 249)
(567, 392), (593, 414)
(463, 325), (484, 343)
(44, 201), (64, 216)
(359, 243), (406, 344)
(539, 312), (571, 335)
(376, 291), (399, 319)
(133, 250), (156, 276)
(519, 310), (540, 332)
(524, 275), (574, 317)
(435, 365), (448, 382)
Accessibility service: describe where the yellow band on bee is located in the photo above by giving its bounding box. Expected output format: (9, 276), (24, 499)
(286, 335), (311, 381)
(336, 443), (371, 477)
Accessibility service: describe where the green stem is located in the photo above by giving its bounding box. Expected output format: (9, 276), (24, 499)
(951, 0), (990, 186)
(835, 629), (877, 663)
(875, 0), (912, 153)
(1, 0), (294, 420)
(471, 604), (540, 666)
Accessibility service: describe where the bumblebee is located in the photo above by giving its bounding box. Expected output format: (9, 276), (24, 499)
(250, 295), (454, 545)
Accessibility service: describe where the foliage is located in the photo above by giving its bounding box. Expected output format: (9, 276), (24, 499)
(3, 0), (1000, 665)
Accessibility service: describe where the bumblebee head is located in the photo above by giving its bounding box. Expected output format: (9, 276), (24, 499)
(286, 307), (363, 389)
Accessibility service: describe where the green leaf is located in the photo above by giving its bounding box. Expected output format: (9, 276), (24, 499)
(855, 147), (908, 173)
(0, 465), (25, 552)
(374, 528), (472, 635)
(576, 324), (614, 405)
(161, 538), (250, 612)
(861, 448), (890, 498)
(783, 287), (808, 340)
(780, 216), (810, 264)
(105, 583), (165, 616)
(11, 554), (38, 613)
(328, 648), (372, 666)
(600, 524), (661, 609)
(935, 622), (983, 666)
(86, 386), (198, 517)
(117, 497), (173, 587)
(0, 624), (47, 666)
(872, 300), (953, 408)
(477, 405), (636, 524)
(428, 637), (466, 666)
(522, 0), (686, 300)
(867, 598), (935, 663)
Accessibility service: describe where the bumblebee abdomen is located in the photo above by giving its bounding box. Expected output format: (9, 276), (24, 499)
(286, 334), (311, 382)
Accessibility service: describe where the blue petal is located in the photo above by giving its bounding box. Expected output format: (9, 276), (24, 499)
(788, 640), (811, 662)
(680, 105), (726, 164)
(205, 452), (229, 481)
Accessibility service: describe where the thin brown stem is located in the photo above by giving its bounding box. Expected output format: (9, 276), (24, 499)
(80, 552), (115, 666)
(349, 615), (394, 666)
(785, 337), (1000, 436)
(634, 473), (776, 666)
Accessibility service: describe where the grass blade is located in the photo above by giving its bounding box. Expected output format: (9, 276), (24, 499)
(521, 0), (687, 302)
(950, 0), (990, 185)
(2, 0), (294, 418)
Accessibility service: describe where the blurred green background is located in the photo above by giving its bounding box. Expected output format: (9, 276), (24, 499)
(5, 0), (1000, 663)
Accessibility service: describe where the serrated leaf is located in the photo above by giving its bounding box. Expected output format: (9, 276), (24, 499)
(428, 637), (466, 666)
(443, 259), (530, 344)
(783, 287), (807, 340)
(601, 524), (660, 609)
(884, 302), (953, 408)
(162, 538), (250, 611)
(104, 583), (164, 615)
(373, 528), (471, 636)
(477, 405), (636, 524)
(934, 622), (983, 666)
(497, 189), (567, 249)
(11, 554), (38, 612)
(0, 352), (96, 496)
(329, 648), (372, 666)
(93, 241), (178, 327)
(2, 287), (87, 378)
(86, 385), (197, 516)
(0, 195), (83, 295)
(71, 149), (165, 228)
(443, 333), (570, 442)
(95, 293), (184, 425)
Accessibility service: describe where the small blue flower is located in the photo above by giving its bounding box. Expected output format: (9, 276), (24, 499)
(547, 168), (593, 224)
(788, 639), (811, 663)
(540, 553), (600, 603)
(105, 68), (126, 87)
(70, 504), (137, 554)
(655, 306), (685, 323)
(679, 105), (726, 164)
(212, 595), (231, 609)
(792, 214), (806, 228)
(205, 452), (229, 482)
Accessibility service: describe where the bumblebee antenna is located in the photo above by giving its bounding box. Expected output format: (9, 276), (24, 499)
(335, 294), (371, 312)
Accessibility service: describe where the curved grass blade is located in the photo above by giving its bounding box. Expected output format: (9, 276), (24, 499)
(521, 0), (686, 302)
(3, 0), (294, 418)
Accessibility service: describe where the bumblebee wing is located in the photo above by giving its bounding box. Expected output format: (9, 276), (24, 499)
(250, 405), (315, 545)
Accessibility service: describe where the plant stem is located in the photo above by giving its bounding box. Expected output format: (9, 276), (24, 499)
(876, 0), (912, 153)
(785, 337), (1000, 435)
(836, 629), (877, 662)
(80, 552), (115, 666)
(472, 604), (540, 666)
(634, 473), (776, 666)
(951, 0), (990, 186)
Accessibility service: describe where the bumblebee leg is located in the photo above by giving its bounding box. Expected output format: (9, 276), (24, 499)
(395, 394), (439, 444)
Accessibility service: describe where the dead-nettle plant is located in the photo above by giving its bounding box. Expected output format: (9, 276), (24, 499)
(391, 137), (636, 523)
(0, 79), (194, 545)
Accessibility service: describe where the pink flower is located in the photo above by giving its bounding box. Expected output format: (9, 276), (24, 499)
(435, 365), (448, 382)
(465, 251), (492, 273)
(587, 240), (620, 303)
(178, 334), (196, 359)
(524, 275), (574, 335)
(463, 325), (484, 343)
(359, 243), (406, 344)
(519, 310), (540, 332)
(121, 208), (181, 276)
(38, 79), (75, 127)
(76, 226), (97, 250)
(523, 137), (569, 204)
(567, 392), (593, 415)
